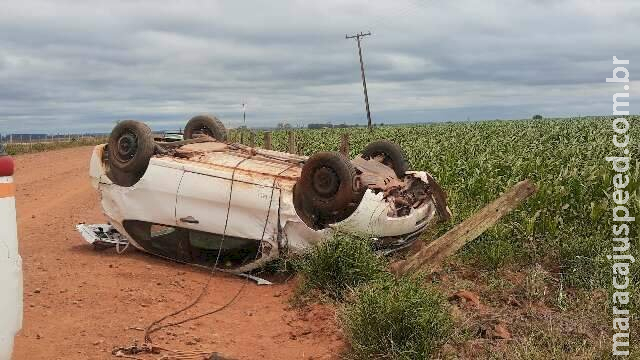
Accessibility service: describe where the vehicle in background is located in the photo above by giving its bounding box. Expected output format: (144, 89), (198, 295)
(87, 115), (451, 273)
(0, 143), (22, 359)
(159, 130), (184, 142)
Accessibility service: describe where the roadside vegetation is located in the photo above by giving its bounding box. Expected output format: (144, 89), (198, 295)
(4, 137), (107, 155)
(294, 233), (451, 359)
(294, 233), (389, 301)
(260, 116), (639, 358)
(341, 277), (452, 360)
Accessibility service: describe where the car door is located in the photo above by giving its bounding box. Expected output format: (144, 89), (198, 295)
(225, 179), (280, 241)
(175, 171), (233, 235)
(101, 159), (184, 228)
(175, 171), (280, 242)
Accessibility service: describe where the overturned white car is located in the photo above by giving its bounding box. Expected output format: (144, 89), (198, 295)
(88, 115), (450, 272)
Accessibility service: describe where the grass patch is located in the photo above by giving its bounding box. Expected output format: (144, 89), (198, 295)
(294, 232), (389, 301)
(341, 277), (452, 360)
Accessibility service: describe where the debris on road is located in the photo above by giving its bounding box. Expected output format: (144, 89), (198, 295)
(112, 343), (236, 360)
(76, 223), (128, 251)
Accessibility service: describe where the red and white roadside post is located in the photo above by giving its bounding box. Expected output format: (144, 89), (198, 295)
(0, 145), (22, 359)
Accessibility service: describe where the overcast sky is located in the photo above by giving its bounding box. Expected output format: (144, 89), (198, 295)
(0, 0), (637, 133)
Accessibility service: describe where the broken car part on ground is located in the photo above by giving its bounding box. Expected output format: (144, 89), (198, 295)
(81, 115), (451, 272)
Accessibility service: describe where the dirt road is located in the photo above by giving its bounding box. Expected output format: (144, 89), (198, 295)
(12, 146), (343, 360)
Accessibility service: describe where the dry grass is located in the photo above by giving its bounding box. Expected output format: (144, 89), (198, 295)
(433, 262), (613, 359)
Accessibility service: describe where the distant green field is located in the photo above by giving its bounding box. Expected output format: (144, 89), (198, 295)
(239, 116), (639, 289)
(4, 137), (107, 155)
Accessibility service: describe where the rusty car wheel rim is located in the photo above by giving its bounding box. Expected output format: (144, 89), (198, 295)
(116, 131), (138, 162)
(312, 166), (340, 197)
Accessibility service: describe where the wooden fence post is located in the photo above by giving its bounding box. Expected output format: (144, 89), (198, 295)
(288, 131), (296, 154)
(340, 133), (350, 155)
(264, 132), (272, 150)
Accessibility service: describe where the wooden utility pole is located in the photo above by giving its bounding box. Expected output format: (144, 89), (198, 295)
(391, 180), (537, 276)
(346, 31), (373, 129)
(242, 103), (246, 127)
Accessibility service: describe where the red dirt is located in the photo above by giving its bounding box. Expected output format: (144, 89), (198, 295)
(11, 146), (344, 360)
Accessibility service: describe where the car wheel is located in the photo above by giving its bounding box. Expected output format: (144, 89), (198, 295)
(361, 140), (409, 178)
(107, 120), (155, 185)
(295, 152), (364, 228)
(299, 152), (358, 212)
(184, 115), (227, 141)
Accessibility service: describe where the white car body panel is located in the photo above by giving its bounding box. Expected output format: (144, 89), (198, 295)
(332, 189), (436, 237)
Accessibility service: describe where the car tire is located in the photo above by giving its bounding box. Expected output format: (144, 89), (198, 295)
(107, 120), (155, 175)
(361, 140), (409, 178)
(298, 151), (359, 213)
(106, 166), (145, 187)
(184, 115), (227, 141)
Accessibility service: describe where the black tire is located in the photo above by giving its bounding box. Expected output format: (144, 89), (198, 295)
(298, 152), (359, 212)
(106, 166), (145, 187)
(361, 140), (409, 178)
(107, 120), (155, 174)
(184, 115), (227, 141)
(294, 152), (363, 229)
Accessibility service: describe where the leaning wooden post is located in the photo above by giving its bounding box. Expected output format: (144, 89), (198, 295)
(249, 132), (256, 148)
(263, 132), (272, 150)
(391, 179), (537, 276)
(340, 133), (350, 155)
(288, 131), (296, 154)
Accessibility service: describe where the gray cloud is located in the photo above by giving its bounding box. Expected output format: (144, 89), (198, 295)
(0, 0), (637, 133)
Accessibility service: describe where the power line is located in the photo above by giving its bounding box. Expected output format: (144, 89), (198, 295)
(346, 31), (373, 129)
(349, 1), (427, 36)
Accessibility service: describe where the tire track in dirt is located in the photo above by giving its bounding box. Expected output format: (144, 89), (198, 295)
(11, 146), (344, 360)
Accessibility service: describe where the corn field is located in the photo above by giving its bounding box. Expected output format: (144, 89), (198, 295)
(233, 116), (639, 289)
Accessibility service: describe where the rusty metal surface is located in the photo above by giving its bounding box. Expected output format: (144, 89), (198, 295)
(180, 142), (229, 153)
(154, 142), (302, 190)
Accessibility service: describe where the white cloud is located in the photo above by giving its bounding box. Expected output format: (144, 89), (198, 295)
(0, 0), (637, 133)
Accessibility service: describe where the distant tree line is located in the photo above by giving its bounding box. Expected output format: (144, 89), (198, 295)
(307, 123), (369, 129)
